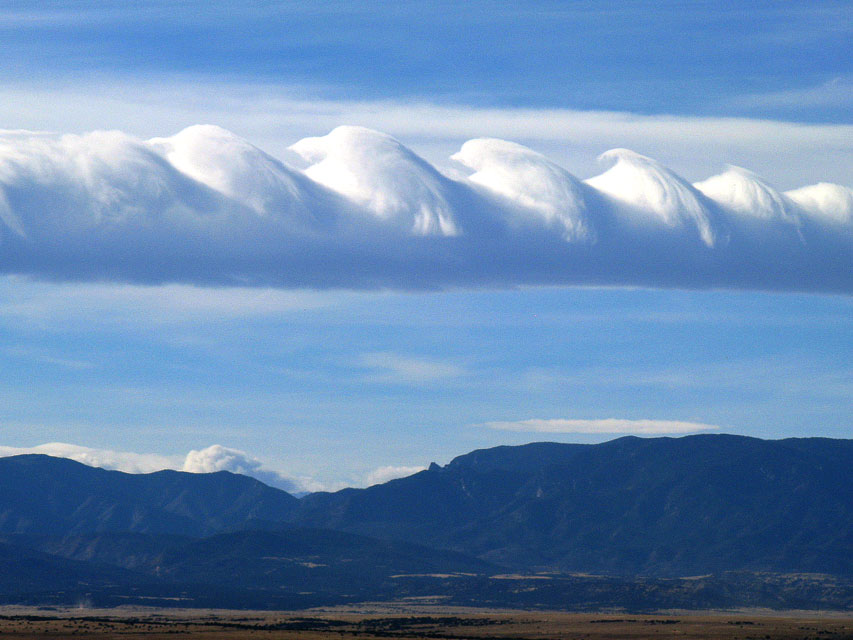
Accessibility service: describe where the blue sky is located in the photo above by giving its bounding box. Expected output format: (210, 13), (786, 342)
(0, 1), (850, 489)
(2, 1), (850, 120)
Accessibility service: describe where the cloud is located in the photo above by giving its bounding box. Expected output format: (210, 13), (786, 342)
(291, 126), (459, 236)
(733, 77), (853, 110)
(0, 278), (340, 326)
(364, 465), (427, 486)
(0, 442), (180, 474)
(182, 444), (301, 492)
(0, 441), (436, 493)
(452, 138), (592, 241)
(482, 418), (720, 434)
(0, 124), (850, 293)
(4, 345), (95, 370)
(0, 441), (310, 493)
(359, 352), (464, 383)
(5, 82), (852, 187)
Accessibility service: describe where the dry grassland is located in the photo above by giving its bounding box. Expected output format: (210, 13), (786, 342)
(0, 605), (850, 640)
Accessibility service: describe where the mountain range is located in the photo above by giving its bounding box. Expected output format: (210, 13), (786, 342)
(0, 434), (850, 610)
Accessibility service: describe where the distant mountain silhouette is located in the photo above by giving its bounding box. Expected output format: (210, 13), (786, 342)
(0, 454), (298, 536)
(291, 435), (853, 576)
(0, 435), (851, 609)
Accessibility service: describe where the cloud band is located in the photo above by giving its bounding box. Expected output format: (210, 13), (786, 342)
(483, 419), (720, 434)
(0, 125), (850, 292)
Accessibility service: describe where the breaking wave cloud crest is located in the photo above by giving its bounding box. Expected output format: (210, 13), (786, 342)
(0, 125), (850, 292)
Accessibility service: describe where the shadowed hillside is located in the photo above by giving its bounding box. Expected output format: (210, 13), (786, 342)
(0, 435), (851, 610)
(0, 455), (298, 537)
(290, 435), (853, 576)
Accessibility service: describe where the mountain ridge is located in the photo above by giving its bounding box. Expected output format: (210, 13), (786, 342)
(0, 454), (299, 536)
(287, 434), (853, 576)
(0, 434), (850, 609)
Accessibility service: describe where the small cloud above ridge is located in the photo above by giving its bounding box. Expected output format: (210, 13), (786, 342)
(182, 444), (301, 493)
(365, 464), (427, 486)
(482, 418), (721, 434)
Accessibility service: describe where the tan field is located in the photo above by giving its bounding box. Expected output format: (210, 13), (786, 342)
(0, 605), (851, 640)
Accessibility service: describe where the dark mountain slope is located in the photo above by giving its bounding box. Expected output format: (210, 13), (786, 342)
(0, 540), (145, 596)
(1, 436), (851, 581)
(292, 442), (590, 541)
(8, 528), (494, 576)
(3, 528), (496, 601)
(456, 434), (853, 574)
(0, 435), (851, 609)
(0, 455), (298, 536)
(4, 532), (850, 610)
(1, 532), (192, 572)
(154, 528), (496, 592)
(289, 435), (853, 577)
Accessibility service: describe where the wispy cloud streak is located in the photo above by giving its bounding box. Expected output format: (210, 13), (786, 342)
(359, 352), (464, 384)
(483, 419), (720, 434)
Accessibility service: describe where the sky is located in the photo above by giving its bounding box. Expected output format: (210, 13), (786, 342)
(0, 1), (850, 490)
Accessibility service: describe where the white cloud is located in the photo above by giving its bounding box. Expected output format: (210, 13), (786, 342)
(2, 81), (852, 187)
(482, 418), (720, 434)
(0, 442), (180, 474)
(290, 126), (459, 236)
(0, 124), (850, 293)
(0, 441), (438, 493)
(360, 352), (464, 383)
(452, 138), (592, 241)
(0, 441), (314, 493)
(182, 444), (301, 492)
(364, 464), (427, 486)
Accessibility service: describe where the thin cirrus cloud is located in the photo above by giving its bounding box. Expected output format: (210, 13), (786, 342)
(0, 124), (850, 293)
(732, 77), (853, 110)
(483, 418), (721, 434)
(0, 278), (341, 328)
(359, 352), (465, 384)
